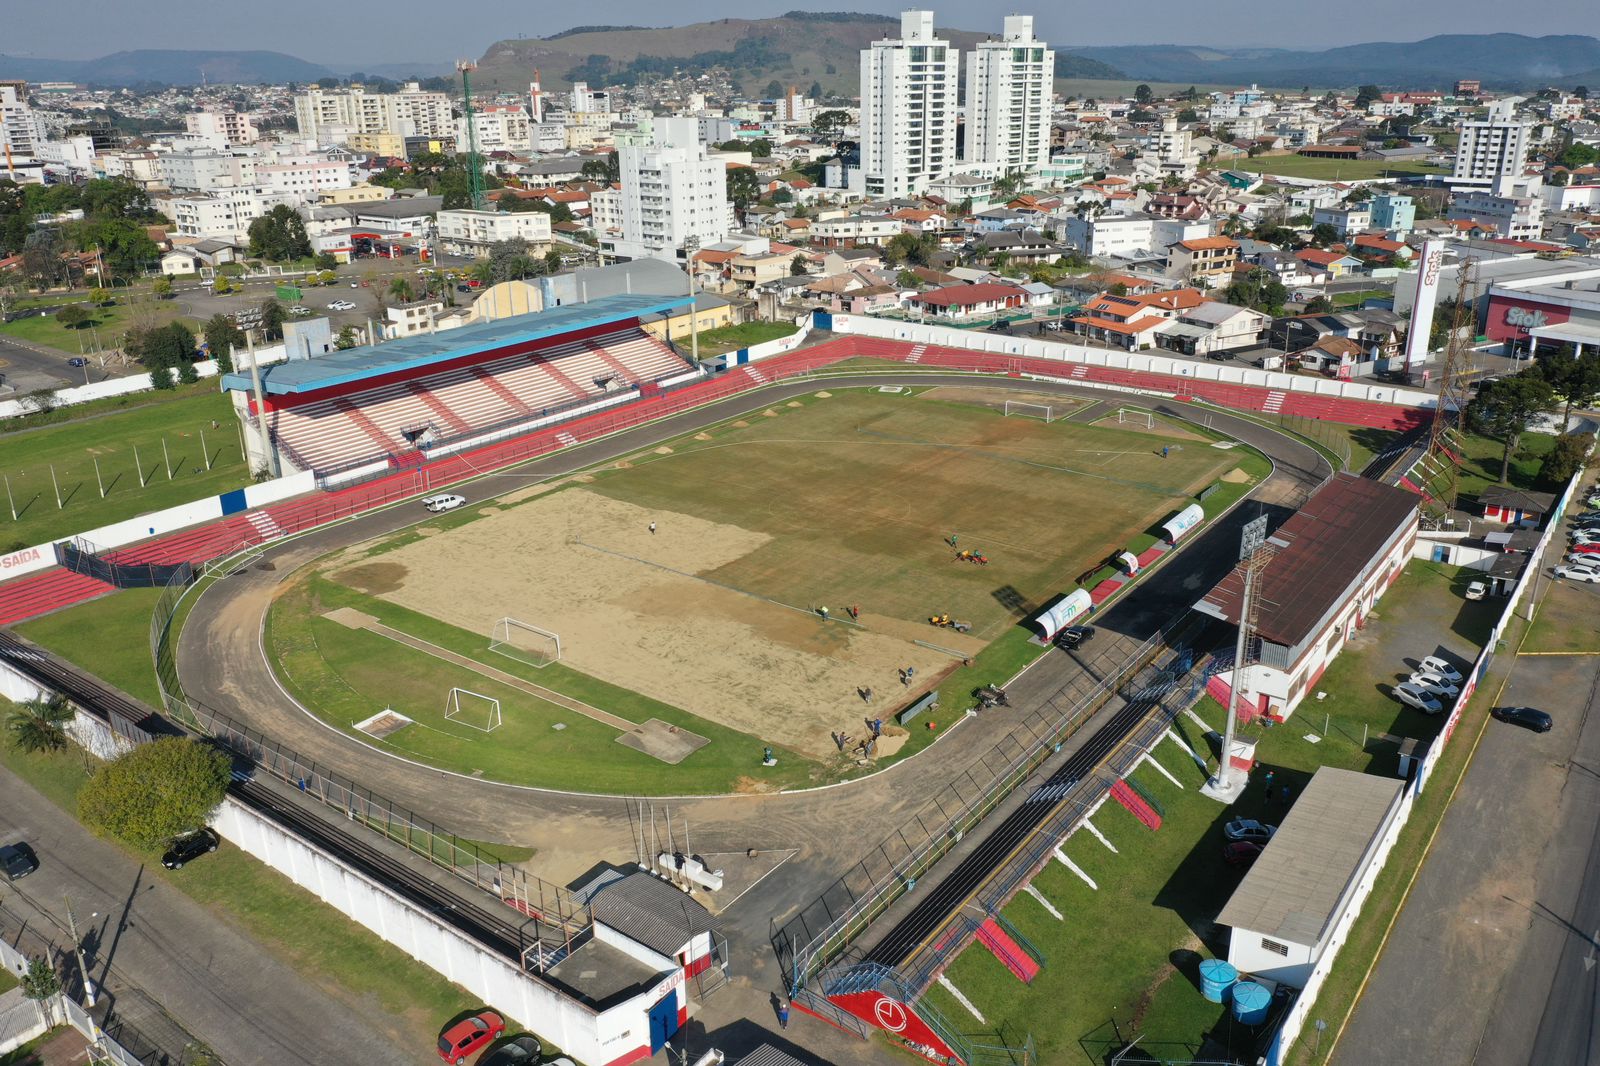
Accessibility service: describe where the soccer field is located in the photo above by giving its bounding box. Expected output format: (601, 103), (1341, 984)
(268, 387), (1254, 793)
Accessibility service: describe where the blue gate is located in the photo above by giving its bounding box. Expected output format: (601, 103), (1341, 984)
(647, 992), (679, 1053)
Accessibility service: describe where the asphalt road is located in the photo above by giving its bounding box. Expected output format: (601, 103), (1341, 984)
(0, 763), (430, 1066)
(1333, 515), (1600, 1065)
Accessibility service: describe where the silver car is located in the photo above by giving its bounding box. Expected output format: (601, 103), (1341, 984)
(1394, 682), (1445, 715)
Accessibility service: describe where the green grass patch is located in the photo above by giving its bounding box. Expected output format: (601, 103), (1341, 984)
(0, 297), (197, 354)
(1330, 289), (1390, 309)
(1229, 156), (1446, 181)
(0, 967), (15, 996)
(1454, 429), (1556, 501)
(0, 722), (484, 1059)
(0, 386), (250, 549)
(689, 320), (798, 357)
(15, 588), (163, 706)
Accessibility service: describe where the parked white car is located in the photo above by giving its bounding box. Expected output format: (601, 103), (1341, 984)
(1555, 563), (1600, 583)
(1394, 682), (1446, 715)
(1409, 671), (1460, 699)
(1465, 581), (1487, 601)
(422, 494), (466, 513)
(1418, 656), (1463, 683)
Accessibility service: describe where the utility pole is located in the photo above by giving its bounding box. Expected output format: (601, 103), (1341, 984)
(683, 236), (701, 364)
(64, 897), (96, 1007)
(245, 331), (276, 478)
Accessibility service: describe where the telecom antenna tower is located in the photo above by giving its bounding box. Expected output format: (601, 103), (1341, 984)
(457, 59), (487, 210)
(1414, 256), (1479, 528)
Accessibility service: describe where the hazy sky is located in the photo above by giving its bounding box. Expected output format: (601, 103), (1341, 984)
(4, 0), (1589, 66)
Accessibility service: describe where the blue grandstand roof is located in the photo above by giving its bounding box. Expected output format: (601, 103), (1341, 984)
(221, 292), (692, 396)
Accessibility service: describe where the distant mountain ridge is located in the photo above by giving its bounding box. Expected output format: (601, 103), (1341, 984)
(1063, 34), (1600, 89)
(0, 49), (335, 86)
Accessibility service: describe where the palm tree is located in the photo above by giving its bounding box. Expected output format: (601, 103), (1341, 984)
(6, 694), (73, 754)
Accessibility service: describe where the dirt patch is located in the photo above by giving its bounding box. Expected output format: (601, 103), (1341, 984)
(1220, 466), (1251, 483)
(732, 420), (750, 428)
(732, 774), (779, 794)
(654, 446), (674, 455)
(786, 401), (803, 408)
(369, 488), (951, 759)
(416, 526), (441, 537)
(614, 460), (633, 469)
(498, 481), (565, 504)
(333, 561), (409, 596)
(615, 718), (710, 763)
(815, 391), (832, 398)
(762, 409), (779, 418)
(694, 432), (713, 441)
(477, 507), (502, 516)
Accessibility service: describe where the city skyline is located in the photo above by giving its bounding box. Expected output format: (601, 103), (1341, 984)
(6, 0), (1596, 68)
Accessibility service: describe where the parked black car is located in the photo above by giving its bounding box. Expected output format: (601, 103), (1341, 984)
(1055, 625), (1095, 650)
(1490, 706), (1553, 733)
(1, 842), (39, 880)
(161, 828), (219, 870)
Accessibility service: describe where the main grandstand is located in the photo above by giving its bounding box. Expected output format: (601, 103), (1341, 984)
(222, 293), (696, 483)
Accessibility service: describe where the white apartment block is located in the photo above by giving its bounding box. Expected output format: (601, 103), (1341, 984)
(1448, 188), (1544, 240)
(294, 83), (452, 143)
(589, 186), (623, 237)
(1061, 212), (1154, 258)
(461, 106), (532, 153)
(435, 209), (552, 257)
(255, 156), (355, 200)
(611, 117), (732, 263)
(168, 189), (289, 242)
(185, 110), (259, 145)
(158, 150), (257, 192)
(0, 82), (44, 182)
(860, 10), (959, 198)
(965, 14), (1053, 174)
(1452, 98), (1532, 188)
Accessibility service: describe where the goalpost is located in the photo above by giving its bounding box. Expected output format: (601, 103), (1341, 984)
(489, 616), (562, 669)
(445, 687), (502, 733)
(1117, 408), (1156, 429)
(1003, 400), (1055, 423)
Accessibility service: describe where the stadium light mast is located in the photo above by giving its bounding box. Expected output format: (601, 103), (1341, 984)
(458, 59), (488, 211)
(683, 235), (701, 364)
(1210, 514), (1269, 799)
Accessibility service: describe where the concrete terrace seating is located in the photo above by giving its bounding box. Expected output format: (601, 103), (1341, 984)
(267, 327), (690, 473)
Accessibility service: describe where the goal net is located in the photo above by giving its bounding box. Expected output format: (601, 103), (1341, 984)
(445, 687), (502, 733)
(489, 617), (562, 669)
(1003, 400), (1055, 423)
(1117, 408), (1155, 429)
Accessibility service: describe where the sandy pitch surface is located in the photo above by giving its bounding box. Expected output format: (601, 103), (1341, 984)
(352, 489), (951, 759)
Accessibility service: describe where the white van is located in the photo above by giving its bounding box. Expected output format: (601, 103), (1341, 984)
(422, 494), (466, 513)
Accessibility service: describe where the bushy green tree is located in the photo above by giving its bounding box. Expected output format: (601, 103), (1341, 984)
(78, 737), (232, 851)
(1538, 432), (1594, 487)
(1468, 373), (1556, 484)
(5, 693), (73, 754)
(246, 204), (311, 261)
(203, 314), (240, 375)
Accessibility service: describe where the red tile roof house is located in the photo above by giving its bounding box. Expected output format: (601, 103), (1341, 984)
(1295, 248), (1363, 278)
(1070, 288), (1206, 351)
(908, 282), (1031, 320)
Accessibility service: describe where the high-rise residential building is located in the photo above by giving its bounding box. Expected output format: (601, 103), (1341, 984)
(610, 117), (731, 263)
(185, 110), (260, 145)
(0, 81), (45, 183)
(293, 83), (452, 143)
(965, 14), (1053, 175)
(1452, 98), (1531, 188)
(859, 10), (959, 198)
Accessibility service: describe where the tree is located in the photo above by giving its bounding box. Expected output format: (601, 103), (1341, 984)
(314, 252), (338, 271)
(1304, 295), (1335, 314)
(388, 276), (415, 302)
(203, 314), (240, 375)
(791, 253), (809, 276)
(5, 693), (73, 754)
(811, 109), (850, 139)
(1224, 267), (1288, 316)
(1577, 85), (1590, 100)
(884, 232), (937, 267)
(579, 151), (620, 184)
(211, 274), (233, 295)
(1134, 84), (1154, 106)
(77, 737), (232, 851)
(487, 237), (534, 282)
(1534, 349), (1600, 429)
(152, 276), (173, 298)
(727, 166), (760, 220)
(1310, 223), (1340, 247)
(54, 304), (90, 329)
(1538, 432), (1594, 486)
(1177, 108), (1199, 123)
(334, 325), (360, 350)
(20, 955), (60, 1027)
(148, 362), (175, 390)
(1467, 373), (1556, 483)
(246, 204), (311, 262)
(765, 79), (785, 99)
(808, 80), (823, 100)
(1355, 84), (1382, 109)
(1559, 141), (1600, 169)
(897, 268), (920, 288)
(259, 299), (285, 340)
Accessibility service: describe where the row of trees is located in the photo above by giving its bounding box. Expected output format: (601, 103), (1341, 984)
(1468, 351), (1600, 483)
(0, 177), (165, 289)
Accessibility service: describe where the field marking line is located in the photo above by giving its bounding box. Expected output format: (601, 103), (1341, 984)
(938, 974), (987, 1024)
(716, 848), (800, 911)
(1023, 883), (1063, 920)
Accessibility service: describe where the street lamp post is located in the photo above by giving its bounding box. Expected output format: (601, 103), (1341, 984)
(683, 236), (701, 364)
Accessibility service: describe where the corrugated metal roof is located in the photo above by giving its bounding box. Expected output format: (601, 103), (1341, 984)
(220, 292), (690, 396)
(589, 871), (720, 959)
(731, 1046), (813, 1066)
(1195, 474), (1418, 648)
(1217, 767), (1403, 946)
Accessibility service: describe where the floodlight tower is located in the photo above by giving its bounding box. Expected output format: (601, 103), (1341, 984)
(1210, 514), (1272, 799)
(457, 59), (487, 211)
(1416, 256), (1480, 528)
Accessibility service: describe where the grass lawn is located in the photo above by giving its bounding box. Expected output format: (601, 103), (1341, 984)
(1331, 290), (1389, 309)
(265, 390), (1258, 792)
(0, 728), (486, 1060)
(1230, 156), (1446, 181)
(0, 386), (249, 550)
(918, 558), (1498, 1062)
(0, 296), (196, 354)
(14, 588), (165, 706)
(1522, 574), (1600, 654)
(0, 966), (17, 996)
(1454, 429), (1556, 502)
(689, 320), (799, 357)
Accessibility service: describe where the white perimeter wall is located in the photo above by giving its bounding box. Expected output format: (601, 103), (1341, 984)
(0, 344), (288, 421)
(823, 314), (1437, 409)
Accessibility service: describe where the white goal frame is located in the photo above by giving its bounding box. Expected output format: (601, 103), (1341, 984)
(1117, 408), (1156, 429)
(445, 687), (502, 733)
(488, 616), (562, 669)
(1003, 400), (1055, 423)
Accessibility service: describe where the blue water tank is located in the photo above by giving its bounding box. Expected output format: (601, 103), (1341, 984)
(1198, 959), (1238, 1003)
(1232, 981), (1271, 1025)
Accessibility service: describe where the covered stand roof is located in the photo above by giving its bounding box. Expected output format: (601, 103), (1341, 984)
(1194, 474), (1418, 649)
(587, 871), (721, 959)
(220, 292), (691, 396)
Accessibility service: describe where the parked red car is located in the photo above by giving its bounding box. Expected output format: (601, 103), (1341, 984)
(1568, 542), (1600, 555)
(438, 1012), (505, 1064)
(1223, 841), (1264, 867)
